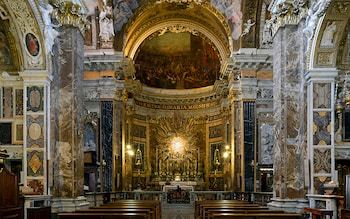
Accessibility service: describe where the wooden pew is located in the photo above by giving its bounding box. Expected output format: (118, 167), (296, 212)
(205, 209), (285, 219)
(195, 200), (262, 219)
(76, 208), (155, 219)
(100, 200), (161, 219)
(57, 211), (149, 219)
(207, 212), (302, 219)
(58, 200), (161, 219)
(195, 200), (256, 217)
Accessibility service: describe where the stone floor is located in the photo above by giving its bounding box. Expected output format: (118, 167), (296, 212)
(161, 203), (195, 219)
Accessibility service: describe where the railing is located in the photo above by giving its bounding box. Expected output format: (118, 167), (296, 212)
(85, 191), (273, 207)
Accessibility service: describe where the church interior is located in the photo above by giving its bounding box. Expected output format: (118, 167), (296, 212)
(1, 0), (350, 218)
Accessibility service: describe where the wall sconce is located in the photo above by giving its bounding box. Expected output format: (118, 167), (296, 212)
(126, 144), (134, 156)
(223, 145), (230, 158)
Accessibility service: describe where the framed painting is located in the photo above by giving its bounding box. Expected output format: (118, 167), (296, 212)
(12, 122), (23, 144)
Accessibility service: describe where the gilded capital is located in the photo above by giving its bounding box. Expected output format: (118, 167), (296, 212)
(50, 0), (90, 33)
(268, 0), (308, 37)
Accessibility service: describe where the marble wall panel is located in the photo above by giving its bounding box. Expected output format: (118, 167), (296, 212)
(27, 179), (44, 195)
(15, 89), (23, 116)
(313, 112), (331, 145)
(3, 87), (12, 118)
(27, 149), (44, 177)
(313, 176), (332, 195)
(313, 148), (331, 174)
(313, 83), (331, 108)
(27, 86), (44, 112)
(26, 114), (44, 148)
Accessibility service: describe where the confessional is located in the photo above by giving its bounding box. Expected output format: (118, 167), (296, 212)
(0, 150), (23, 219)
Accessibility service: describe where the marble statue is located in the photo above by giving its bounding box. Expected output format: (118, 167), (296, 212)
(99, 0), (114, 42)
(303, 0), (331, 39)
(39, 4), (59, 55)
(241, 19), (255, 36)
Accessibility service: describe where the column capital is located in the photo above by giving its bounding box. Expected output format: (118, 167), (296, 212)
(268, 0), (308, 37)
(50, 0), (89, 34)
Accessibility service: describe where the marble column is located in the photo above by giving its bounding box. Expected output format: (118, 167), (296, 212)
(269, 22), (308, 211)
(50, 25), (89, 212)
(101, 101), (113, 192)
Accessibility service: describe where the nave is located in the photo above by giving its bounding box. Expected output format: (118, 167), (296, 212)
(2, 0), (350, 219)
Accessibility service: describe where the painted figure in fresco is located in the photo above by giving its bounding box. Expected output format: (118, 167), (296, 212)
(320, 21), (337, 46)
(0, 32), (11, 65)
(211, 0), (242, 40)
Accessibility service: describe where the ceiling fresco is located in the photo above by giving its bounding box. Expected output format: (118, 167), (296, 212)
(134, 32), (221, 89)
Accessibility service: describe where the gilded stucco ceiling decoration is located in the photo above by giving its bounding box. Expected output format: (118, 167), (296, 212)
(124, 0), (232, 60)
(312, 0), (350, 69)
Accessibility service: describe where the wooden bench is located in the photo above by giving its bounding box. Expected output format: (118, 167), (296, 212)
(207, 212), (302, 219)
(57, 212), (149, 219)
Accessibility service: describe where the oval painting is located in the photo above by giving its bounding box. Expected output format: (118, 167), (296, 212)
(25, 33), (40, 56)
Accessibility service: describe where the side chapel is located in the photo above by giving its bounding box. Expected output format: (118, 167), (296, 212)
(0, 0), (350, 218)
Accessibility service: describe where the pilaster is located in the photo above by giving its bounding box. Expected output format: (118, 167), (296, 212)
(20, 71), (52, 196)
(50, 20), (88, 211)
(272, 21), (307, 202)
(305, 68), (338, 217)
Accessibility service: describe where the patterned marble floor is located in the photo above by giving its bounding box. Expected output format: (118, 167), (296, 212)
(161, 203), (195, 219)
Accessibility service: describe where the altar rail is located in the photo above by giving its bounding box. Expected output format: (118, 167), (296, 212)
(85, 191), (272, 207)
